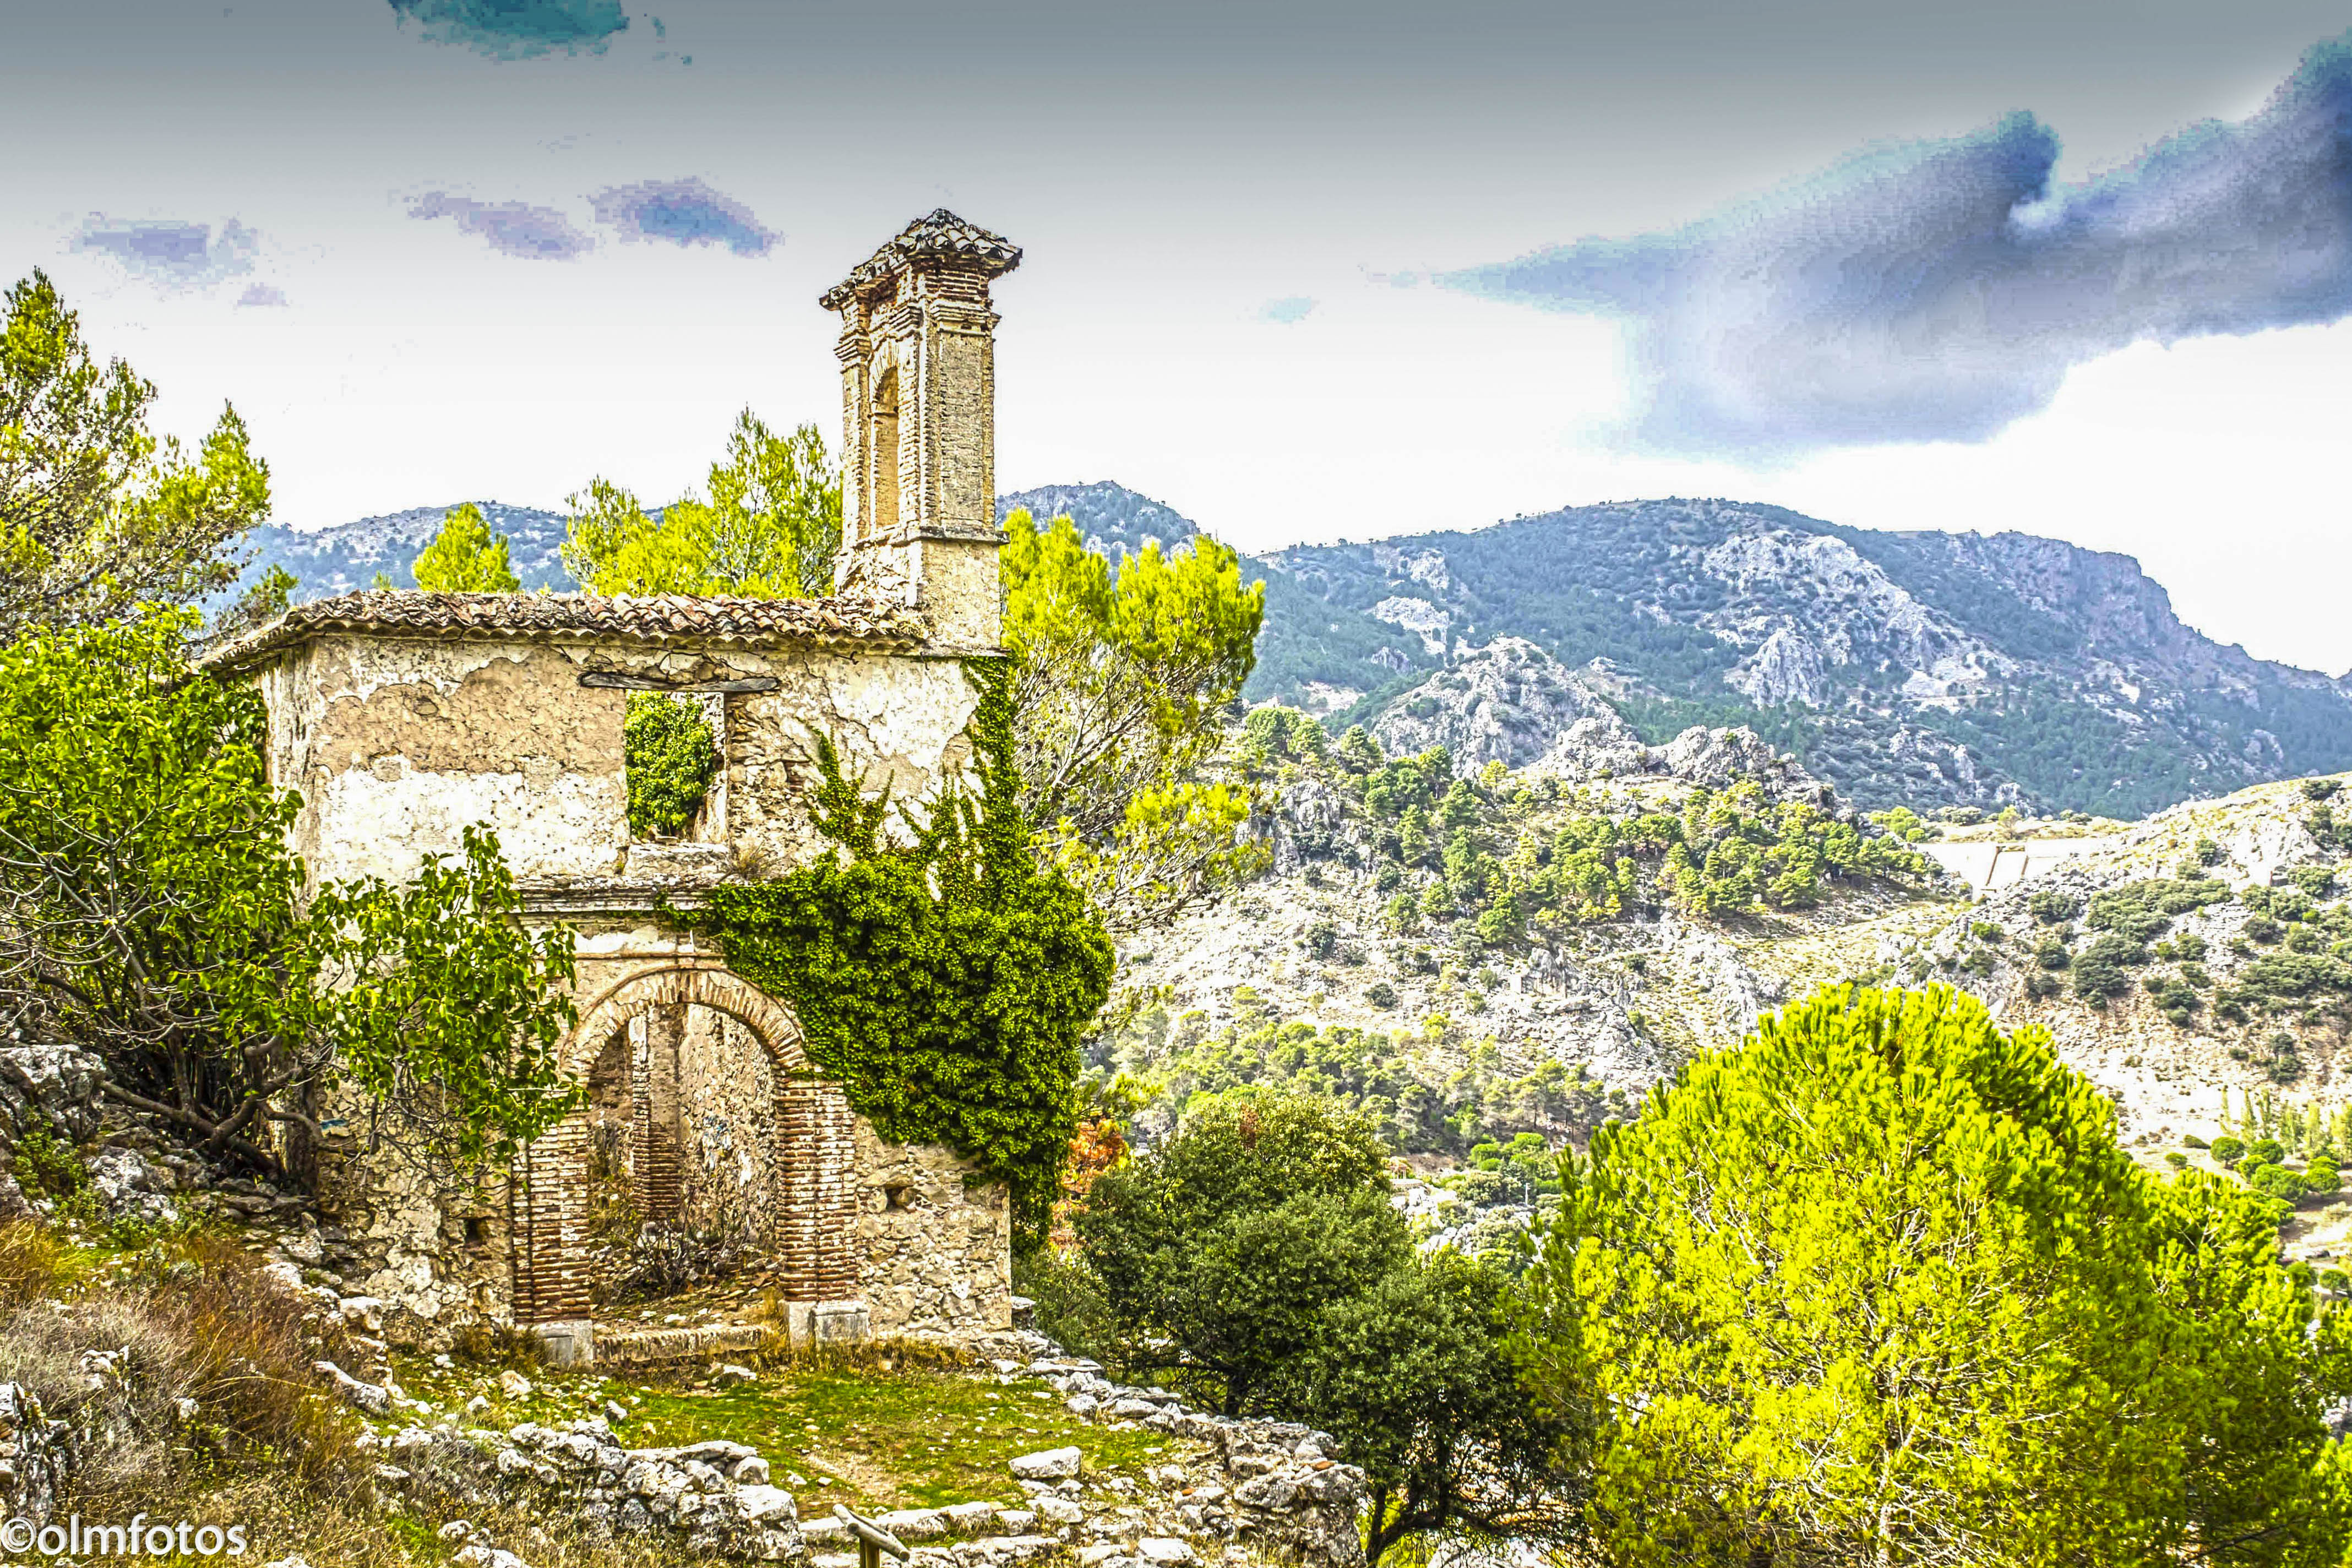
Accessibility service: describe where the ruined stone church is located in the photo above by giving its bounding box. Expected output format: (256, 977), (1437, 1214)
(205, 211), (1026, 1364)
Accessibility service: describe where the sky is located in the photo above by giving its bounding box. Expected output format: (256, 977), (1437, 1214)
(6, 0), (2352, 670)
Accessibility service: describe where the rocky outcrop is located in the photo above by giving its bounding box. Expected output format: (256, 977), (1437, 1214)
(1367, 639), (1626, 775)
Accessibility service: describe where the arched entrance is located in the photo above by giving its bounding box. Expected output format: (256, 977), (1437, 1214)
(509, 965), (859, 1332)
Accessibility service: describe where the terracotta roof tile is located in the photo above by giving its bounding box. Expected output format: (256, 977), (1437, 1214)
(819, 209), (1021, 310)
(199, 589), (929, 672)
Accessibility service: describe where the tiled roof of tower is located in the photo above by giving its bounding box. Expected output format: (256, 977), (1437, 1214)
(819, 209), (1022, 309)
(198, 589), (930, 672)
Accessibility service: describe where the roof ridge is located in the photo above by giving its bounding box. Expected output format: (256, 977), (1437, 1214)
(198, 588), (932, 673)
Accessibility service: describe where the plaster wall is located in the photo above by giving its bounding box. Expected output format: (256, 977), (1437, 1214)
(263, 633), (979, 889)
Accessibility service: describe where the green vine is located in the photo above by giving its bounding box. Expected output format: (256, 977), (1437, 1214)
(625, 693), (718, 837)
(674, 659), (1115, 1245)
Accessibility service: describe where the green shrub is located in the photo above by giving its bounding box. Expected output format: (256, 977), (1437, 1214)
(2251, 1164), (2307, 1201)
(2025, 971), (2063, 999)
(624, 693), (717, 837)
(2290, 865), (2338, 899)
(1366, 982), (1398, 1009)
(2028, 891), (2079, 925)
(2182, 1132), (2209, 1149)
(2164, 1151), (2188, 1169)
(2325, 1268), (2351, 1295)
(9, 1120), (99, 1224)
(2034, 935), (2071, 971)
(2303, 778), (2342, 801)
(1012, 1249), (1118, 1362)
(2086, 879), (2230, 945)
(2248, 1138), (2286, 1169)
(2209, 1135), (2245, 1168)
(2306, 1158), (2342, 1194)
(2071, 936), (2141, 1000)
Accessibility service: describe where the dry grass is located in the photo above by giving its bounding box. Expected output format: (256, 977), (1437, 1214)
(0, 1230), (367, 1508)
(0, 1220), (73, 1306)
(0, 1218), (731, 1566)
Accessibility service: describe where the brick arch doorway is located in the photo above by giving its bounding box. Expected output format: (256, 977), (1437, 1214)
(510, 965), (859, 1337)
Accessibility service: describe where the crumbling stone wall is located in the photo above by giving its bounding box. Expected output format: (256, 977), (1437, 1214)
(853, 1122), (1012, 1341)
(677, 1011), (777, 1239)
(257, 634), (981, 893)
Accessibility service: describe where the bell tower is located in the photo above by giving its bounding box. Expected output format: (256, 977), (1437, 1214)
(820, 210), (1021, 649)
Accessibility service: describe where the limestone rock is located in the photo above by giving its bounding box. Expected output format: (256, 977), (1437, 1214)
(1008, 1447), (1081, 1482)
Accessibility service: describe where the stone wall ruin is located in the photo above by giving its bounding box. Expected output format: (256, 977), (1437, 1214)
(206, 211), (1030, 1363)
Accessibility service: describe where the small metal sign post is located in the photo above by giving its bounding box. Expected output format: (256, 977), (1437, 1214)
(834, 1504), (910, 1568)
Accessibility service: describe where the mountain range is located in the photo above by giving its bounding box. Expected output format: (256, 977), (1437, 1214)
(231, 484), (2352, 819)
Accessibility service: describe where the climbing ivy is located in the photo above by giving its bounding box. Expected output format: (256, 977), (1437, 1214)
(625, 693), (718, 837)
(674, 660), (1115, 1246)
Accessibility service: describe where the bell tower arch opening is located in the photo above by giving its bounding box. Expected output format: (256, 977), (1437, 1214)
(868, 363), (901, 546)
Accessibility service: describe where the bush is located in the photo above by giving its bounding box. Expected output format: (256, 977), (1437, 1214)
(2326, 1268), (2351, 1295)
(623, 692), (717, 837)
(2164, 1151), (2189, 1169)
(2029, 891), (2079, 925)
(2251, 1164), (2307, 1201)
(2209, 1135), (2246, 1167)
(1012, 1249), (1118, 1362)
(2290, 864), (2337, 899)
(2183, 1132), (2209, 1149)
(1075, 1091), (1403, 1414)
(2307, 1158), (2343, 1194)
(2071, 937), (2140, 1000)
(2025, 971), (2063, 999)
(2248, 1138), (2286, 1168)
(1366, 982), (1398, 1009)
(2034, 936), (2072, 971)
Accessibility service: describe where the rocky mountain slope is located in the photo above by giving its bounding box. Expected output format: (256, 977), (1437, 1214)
(235, 481), (2352, 819)
(1004, 484), (2352, 820)
(227, 503), (573, 600)
(1111, 699), (2352, 1261)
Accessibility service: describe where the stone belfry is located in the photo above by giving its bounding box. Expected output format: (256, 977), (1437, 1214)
(820, 210), (1021, 649)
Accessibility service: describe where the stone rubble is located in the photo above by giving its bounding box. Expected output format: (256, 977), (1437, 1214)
(374, 1417), (804, 1562)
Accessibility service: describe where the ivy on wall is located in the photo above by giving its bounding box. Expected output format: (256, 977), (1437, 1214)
(625, 693), (718, 838)
(674, 660), (1115, 1245)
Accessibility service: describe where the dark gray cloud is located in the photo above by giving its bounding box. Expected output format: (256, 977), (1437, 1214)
(589, 178), (777, 257)
(1446, 31), (2352, 456)
(388, 0), (628, 61)
(71, 216), (257, 290)
(409, 193), (595, 259)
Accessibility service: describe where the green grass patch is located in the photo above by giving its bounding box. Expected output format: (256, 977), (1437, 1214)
(390, 1353), (1182, 1512)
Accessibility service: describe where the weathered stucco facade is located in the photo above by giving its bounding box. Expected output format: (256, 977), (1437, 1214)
(204, 212), (1025, 1363)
